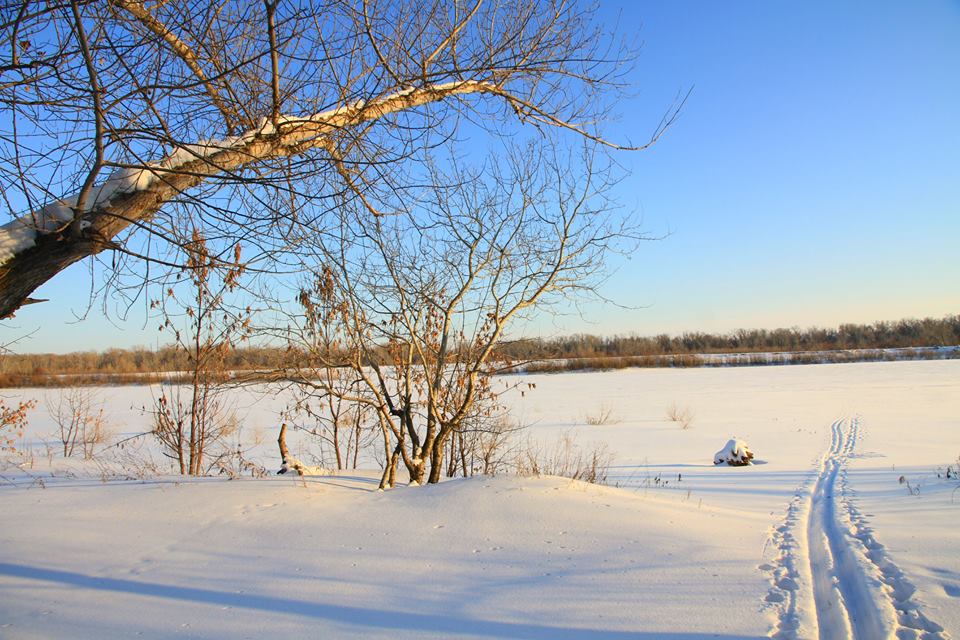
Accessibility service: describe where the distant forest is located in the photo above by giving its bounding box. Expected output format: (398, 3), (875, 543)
(497, 314), (960, 360)
(1, 315), (956, 387)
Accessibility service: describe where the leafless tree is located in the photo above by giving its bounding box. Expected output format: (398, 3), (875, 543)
(452, 410), (526, 478)
(286, 362), (375, 471)
(273, 140), (639, 486)
(0, 0), (678, 319)
(46, 386), (110, 459)
(148, 227), (247, 475)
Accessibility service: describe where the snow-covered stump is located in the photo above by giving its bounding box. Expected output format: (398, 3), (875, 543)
(276, 423), (330, 476)
(713, 438), (754, 466)
(276, 423), (304, 476)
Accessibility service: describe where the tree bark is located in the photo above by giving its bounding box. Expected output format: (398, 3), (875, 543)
(276, 422), (302, 476)
(427, 437), (445, 484)
(0, 81), (499, 319)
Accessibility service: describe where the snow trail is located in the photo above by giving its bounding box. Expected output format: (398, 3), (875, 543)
(764, 417), (948, 640)
(806, 418), (888, 639)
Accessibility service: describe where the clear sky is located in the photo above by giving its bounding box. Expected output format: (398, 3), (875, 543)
(3, 0), (958, 353)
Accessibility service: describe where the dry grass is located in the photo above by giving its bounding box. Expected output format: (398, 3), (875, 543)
(666, 402), (694, 429)
(585, 403), (618, 426)
(516, 432), (613, 485)
(522, 354), (704, 374)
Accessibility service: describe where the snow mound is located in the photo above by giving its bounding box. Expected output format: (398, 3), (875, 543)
(277, 456), (328, 476)
(713, 438), (755, 466)
(0, 471), (771, 638)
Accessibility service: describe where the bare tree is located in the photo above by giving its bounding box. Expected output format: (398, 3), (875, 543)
(149, 227), (248, 475)
(276, 140), (638, 486)
(0, 0), (676, 319)
(287, 366), (375, 472)
(452, 411), (526, 478)
(46, 387), (110, 459)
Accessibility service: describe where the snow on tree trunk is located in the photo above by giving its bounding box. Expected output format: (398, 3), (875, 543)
(0, 81), (498, 319)
(276, 423), (303, 476)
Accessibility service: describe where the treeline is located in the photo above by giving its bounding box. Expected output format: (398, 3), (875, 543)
(520, 347), (956, 374)
(0, 345), (287, 386)
(0, 315), (956, 387)
(498, 315), (960, 360)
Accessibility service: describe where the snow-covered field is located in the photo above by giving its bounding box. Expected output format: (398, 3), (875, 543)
(1, 360), (958, 639)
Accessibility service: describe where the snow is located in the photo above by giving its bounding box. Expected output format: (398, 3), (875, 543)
(0, 118), (273, 264)
(713, 438), (754, 466)
(278, 455), (327, 476)
(0, 149), (220, 264)
(1, 359), (957, 638)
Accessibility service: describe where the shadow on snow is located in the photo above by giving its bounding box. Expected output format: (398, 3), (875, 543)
(0, 561), (763, 639)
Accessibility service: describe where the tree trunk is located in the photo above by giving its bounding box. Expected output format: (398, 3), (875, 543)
(446, 432), (459, 478)
(177, 444), (186, 476)
(277, 422), (290, 459)
(352, 410), (362, 470)
(0, 81), (499, 319)
(189, 374), (201, 476)
(388, 449), (399, 488)
(377, 417), (392, 489)
(276, 422), (302, 476)
(459, 432), (469, 478)
(410, 452), (427, 485)
(378, 442), (402, 490)
(427, 438), (445, 484)
(332, 420), (343, 470)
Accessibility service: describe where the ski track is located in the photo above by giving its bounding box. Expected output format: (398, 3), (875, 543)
(763, 417), (949, 640)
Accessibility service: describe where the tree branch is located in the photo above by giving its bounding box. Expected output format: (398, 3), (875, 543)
(109, 0), (236, 132)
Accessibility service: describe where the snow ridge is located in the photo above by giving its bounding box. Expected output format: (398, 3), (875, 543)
(763, 417), (948, 640)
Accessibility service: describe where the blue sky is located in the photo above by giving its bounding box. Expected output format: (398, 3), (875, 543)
(3, 1), (958, 353)
(552, 0), (960, 337)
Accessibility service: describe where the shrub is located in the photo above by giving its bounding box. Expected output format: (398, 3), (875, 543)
(666, 402), (694, 429)
(148, 386), (239, 475)
(585, 403), (617, 426)
(1, 398), (35, 452)
(46, 388), (112, 459)
(516, 432), (613, 484)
